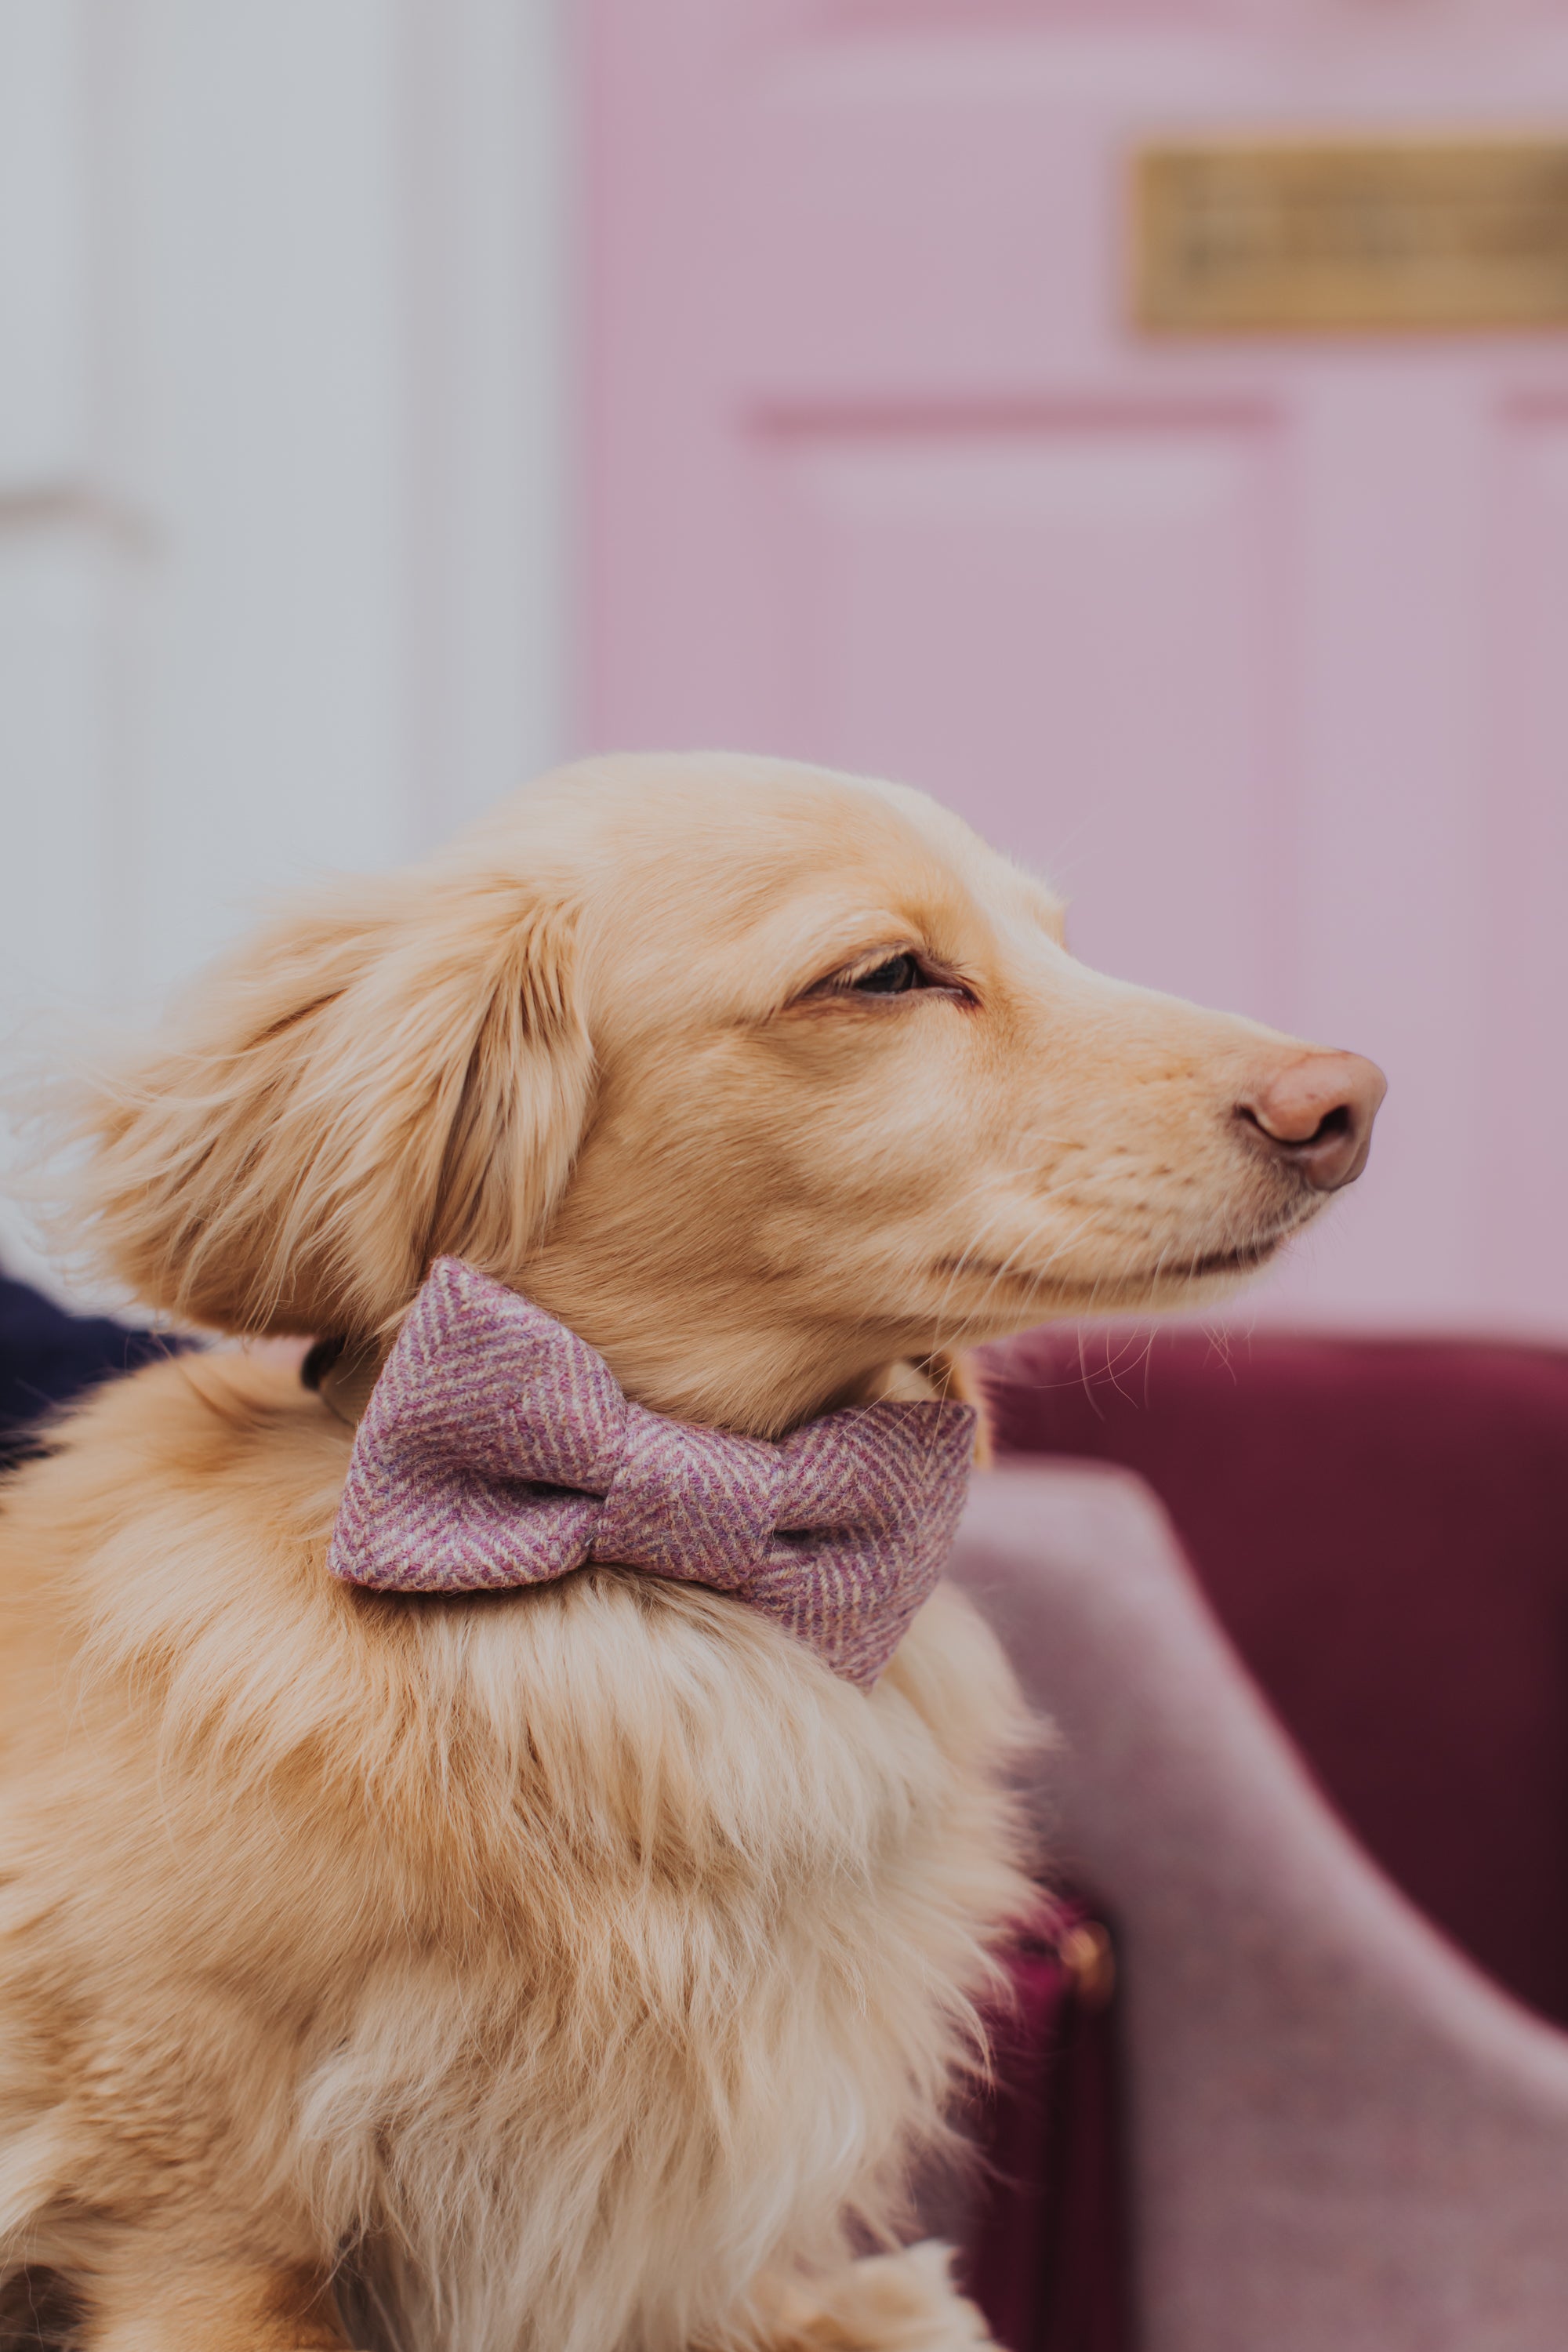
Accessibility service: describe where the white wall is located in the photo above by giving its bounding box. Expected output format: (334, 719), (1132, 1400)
(0, 0), (568, 1296)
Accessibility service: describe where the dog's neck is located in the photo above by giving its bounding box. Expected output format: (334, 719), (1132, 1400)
(521, 1277), (935, 1438)
(306, 1294), (938, 1440)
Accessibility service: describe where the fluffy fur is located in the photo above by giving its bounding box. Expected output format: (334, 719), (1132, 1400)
(1, 755), (1350, 2350)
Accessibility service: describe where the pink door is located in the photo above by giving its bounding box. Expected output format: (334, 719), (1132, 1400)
(583, 0), (1568, 1335)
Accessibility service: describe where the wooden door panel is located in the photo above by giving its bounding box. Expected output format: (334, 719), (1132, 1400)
(1483, 408), (1568, 1325)
(737, 49), (1112, 394)
(769, 413), (1280, 1014)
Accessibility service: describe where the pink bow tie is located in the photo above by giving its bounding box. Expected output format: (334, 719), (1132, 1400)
(325, 1258), (975, 1686)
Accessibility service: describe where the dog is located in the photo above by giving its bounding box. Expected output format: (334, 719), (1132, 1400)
(0, 753), (1382, 2351)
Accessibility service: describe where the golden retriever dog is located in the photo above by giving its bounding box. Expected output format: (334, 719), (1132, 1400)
(0, 754), (1382, 2352)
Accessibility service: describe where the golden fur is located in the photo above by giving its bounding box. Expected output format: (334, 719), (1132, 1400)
(2, 755), (1351, 2349)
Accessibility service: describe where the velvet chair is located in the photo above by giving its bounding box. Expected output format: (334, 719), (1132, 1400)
(959, 1330), (1568, 2352)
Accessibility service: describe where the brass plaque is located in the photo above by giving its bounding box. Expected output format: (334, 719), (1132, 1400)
(1135, 136), (1568, 333)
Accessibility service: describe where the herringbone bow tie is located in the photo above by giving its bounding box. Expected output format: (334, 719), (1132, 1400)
(324, 1258), (975, 1686)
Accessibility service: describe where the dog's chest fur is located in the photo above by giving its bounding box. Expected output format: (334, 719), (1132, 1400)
(0, 1359), (1034, 2352)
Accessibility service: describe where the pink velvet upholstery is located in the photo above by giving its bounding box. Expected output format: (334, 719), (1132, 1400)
(983, 1328), (1568, 2024)
(957, 1463), (1568, 2348)
(954, 1329), (1568, 2350)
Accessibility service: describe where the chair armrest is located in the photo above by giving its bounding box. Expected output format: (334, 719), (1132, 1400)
(952, 1462), (1568, 2352)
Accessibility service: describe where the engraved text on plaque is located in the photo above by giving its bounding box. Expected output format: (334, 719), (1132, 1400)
(1135, 137), (1568, 333)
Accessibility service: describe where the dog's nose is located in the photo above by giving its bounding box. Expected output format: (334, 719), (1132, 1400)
(1236, 1051), (1386, 1192)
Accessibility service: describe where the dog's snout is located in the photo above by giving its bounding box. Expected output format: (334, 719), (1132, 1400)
(1235, 1051), (1386, 1192)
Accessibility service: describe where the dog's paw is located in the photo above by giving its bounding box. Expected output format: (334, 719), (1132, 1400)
(764, 2242), (993, 2350)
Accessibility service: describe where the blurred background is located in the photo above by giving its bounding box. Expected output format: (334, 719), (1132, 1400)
(3, 0), (1568, 1338)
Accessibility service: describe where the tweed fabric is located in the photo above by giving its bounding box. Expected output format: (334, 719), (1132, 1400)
(327, 1257), (975, 1686)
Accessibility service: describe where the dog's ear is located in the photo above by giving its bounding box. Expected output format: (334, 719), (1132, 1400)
(67, 869), (593, 1338)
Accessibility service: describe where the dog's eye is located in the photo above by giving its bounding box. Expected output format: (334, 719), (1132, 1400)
(851, 953), (926, 995)
(802, 950), (977, 1008)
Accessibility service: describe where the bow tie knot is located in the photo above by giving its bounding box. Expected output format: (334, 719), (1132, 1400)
(586, 1409), (778, 1588)
(325, 1258), (975, 1686)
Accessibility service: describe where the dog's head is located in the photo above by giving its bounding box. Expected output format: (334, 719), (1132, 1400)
(74, 754), (1382, 1432)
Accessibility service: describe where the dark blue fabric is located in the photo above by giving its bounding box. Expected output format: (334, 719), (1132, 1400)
(0, 1274), (181, 1466)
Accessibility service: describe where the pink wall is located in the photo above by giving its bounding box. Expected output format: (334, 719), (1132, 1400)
(583, 0), (1568, 1335)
